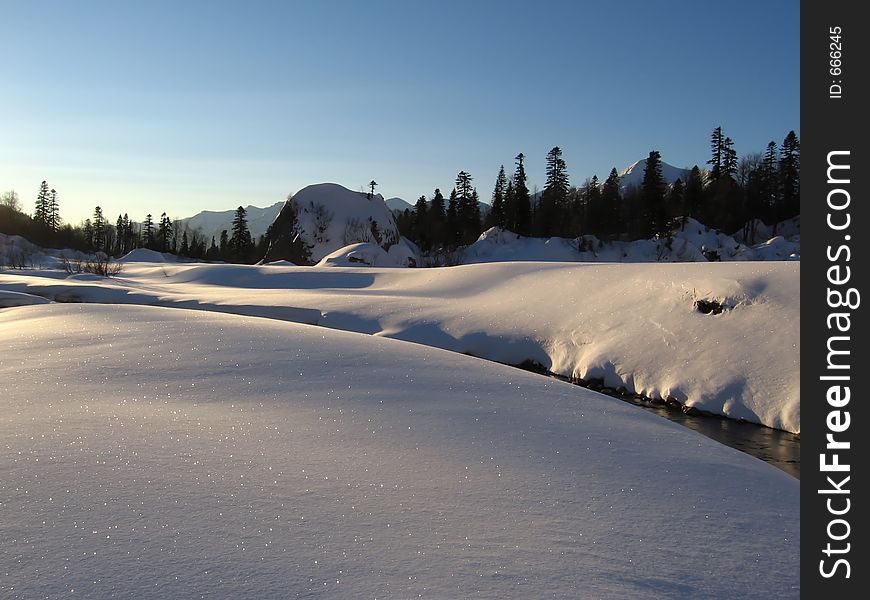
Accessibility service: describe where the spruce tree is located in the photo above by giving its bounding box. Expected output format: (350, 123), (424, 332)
(722, 136), (738, 179)
(158, 213), (172, 252)
(219, 229), (229, 257)
(34, 181), (50, 227)
(47, 189), (60, 232)
(538, 146), (570, 236)
(180, 230), (190, 256)
(683, 166), (704, 225)
(779, 131), (800, 220)
(143, 214), (155, 249)
(511, 153), (531, 235)
(707, 126), (724, 181)
(487, 165), (508, 229)
(413, 195), (429, 249)
(641, 151), (667, 237)
(230, 206), (253, 261)
(92, 206), (106, 252)
(446, 188), (459, 247)
(428, 188), (446, 248)
(597, 168), (622, 239)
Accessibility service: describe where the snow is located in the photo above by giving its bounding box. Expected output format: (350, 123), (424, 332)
(462, 218), (799, 264)
(1, 259), (800, 432)
(385, 196), (414, 212)
(0, 303), (799, 598)
(0, 289), (51, 308)
(619, 157), (692, 190)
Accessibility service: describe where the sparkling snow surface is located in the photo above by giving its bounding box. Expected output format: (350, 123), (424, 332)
(1, 304), (798, 599)
(1, 260), (800, 432)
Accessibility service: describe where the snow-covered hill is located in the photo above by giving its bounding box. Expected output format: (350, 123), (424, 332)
(619, 157), (692, 190)
(262, 183), (417, 266)
(0, 303), (799, 598)
(179, 201), (284, 242)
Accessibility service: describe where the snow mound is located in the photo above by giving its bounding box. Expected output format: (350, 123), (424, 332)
(263, 183), (406, 264)
(317, 240), (418, 268)
(119, 248), (182, 263)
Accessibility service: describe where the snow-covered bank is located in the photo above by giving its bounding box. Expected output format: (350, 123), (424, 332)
(0, 260), (800, 432)
(1, 304), (799, 598)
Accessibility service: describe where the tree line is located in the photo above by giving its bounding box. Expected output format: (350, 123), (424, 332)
(2, 125), (799, 265)
(395, 127), (800, 252)
(1, 188), (263, 263)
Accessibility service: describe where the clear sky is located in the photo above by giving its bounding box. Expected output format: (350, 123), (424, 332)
(1, 0), (799, 224)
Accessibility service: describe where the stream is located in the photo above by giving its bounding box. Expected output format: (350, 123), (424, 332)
(516, 363), (801, 479)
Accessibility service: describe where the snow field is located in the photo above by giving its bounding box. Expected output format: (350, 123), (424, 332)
(1, 304), (798, 598)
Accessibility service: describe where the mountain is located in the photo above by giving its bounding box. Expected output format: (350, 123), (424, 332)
(262, 183), (417, 266)
(618, 158), (692, 190)
(179, 201), (284, 242)
(385, 197), (414, 212)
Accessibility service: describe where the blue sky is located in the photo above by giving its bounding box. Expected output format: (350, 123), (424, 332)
(1, 0), (799, 224)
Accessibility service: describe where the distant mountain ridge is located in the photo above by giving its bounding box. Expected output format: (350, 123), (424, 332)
(179, 201), (284, 242)
(618, 158), (691, 190)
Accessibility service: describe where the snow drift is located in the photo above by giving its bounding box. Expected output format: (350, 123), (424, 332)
(1, 259), (800, 432)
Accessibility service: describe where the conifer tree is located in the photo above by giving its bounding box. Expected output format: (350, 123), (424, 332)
(180, 230), (190, 256)
(92, 206), (106, 251)
(143, 214), (155, 249)
(641, 151), (667, 237)
(47, 189), (60, 232)
(34, 181), (50, 227)
(761, 141), (779, 219)
(428, 188), (446, 248)
(446, 188), (459, 246)
(487, 165), (508, 228)
(722, 136), (738, 179)
(683, 166), (704, 224)
(230, 206), (253, 261)
(779, 130), (800, 220)
(596, 168), (622, 239)
(83, 219), (94, 250)
(707, 126), (724, 181)
(511, 153), (531, 235)
(158, 213), (172, 252)
(413, 195), (429, 249)
(219, 229), (229, 257)
(538, 146), (569, 236)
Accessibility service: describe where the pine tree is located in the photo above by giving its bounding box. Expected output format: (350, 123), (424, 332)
(667, 178), (684, 228)
(455, 171), (478, 244)
(180, 230), (190, 256)
(230, 206), (253, 261)
(116, 215), (125, 255)
(368, 180), (377, 199)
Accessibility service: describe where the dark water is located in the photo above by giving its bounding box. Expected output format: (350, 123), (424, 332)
(516, 363), (801, 479)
